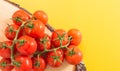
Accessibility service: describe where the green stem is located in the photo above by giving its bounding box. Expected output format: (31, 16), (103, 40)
(35, 36), (71, 56)
(10, 22), (25, 64)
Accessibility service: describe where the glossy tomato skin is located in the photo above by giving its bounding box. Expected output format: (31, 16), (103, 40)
(47, 49), (64, 67)
(14, 56), (32, 71)
(24, 20), (45, 38)
(33, 57), (46, 71)
(36, 34), (51, 51)
(12, 10), (30, 26)
(33, 10), (48, 25)
(68, 29), (82, 46)
(51, 29), (68, 47)
(16, 35), (37, 55)
(65, 45), (82, 65)
(0, 58), (14, 71)
(5, 24), (19, 40)
(0, 41), (12, 58)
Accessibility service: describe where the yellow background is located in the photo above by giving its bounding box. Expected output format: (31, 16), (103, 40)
(10, 0), (120, 71)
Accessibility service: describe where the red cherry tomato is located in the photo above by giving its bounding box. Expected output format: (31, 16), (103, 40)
(0, 41), (12, 58)
(68, 29), (82, 46)
(65, 45), (82, 65)
(33, 10), (48, 25)
(47, 49), (63, 67)
(0, 58), (13, 71)
(51, 29), (68, 47)
(36, 34), (51, 51)
(16, 35), (37, 55)
(5, 24), (19, 40)
(12, 10), (30, 26)
(33, 56), (46, 71)
(24, 20), (45, 38)
(14, 56), (32, 71)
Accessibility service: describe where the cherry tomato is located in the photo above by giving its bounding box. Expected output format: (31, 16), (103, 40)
(36, 34), (51, 51)
(65, 45), (82, 65)
(16, 35), (37, 55)
(14, 56), (32, 71)
(68, 29), (82, 46)
(0, 41), (12, 58)
(33, 56), (46, 71)
(5, 24), (19, 40)
(51, 29), (68, 47)
(47, 49), (63, 67)
(33, 10), (48, 25)
(24, 20), (45, 38)
(12, 10), (30, 26)
(0, 58), (14, 71)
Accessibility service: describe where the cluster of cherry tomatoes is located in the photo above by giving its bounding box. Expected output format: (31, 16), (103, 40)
(0, 10), (82, 71)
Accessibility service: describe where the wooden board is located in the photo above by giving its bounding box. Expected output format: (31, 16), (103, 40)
(0, 0), (75, 71)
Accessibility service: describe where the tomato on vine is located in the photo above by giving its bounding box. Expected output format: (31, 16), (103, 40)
(47, 49), (64, 67)
(33, 10), (48, 25)
(33, 56), (46, 71)
(24, 20), (45, 38)
(51, 29), (68, 47)
(65, 45), (82, 65)
(0, 41), (12, 58)
(16, 35), (37, 55)
(14, 56), (32, 71)
(68, 29), (82, 46)
(5, 24), (19, 40)
(12, 10), (30, 26)
(0, 58), (13, 71)
(36, 34), (51, 51)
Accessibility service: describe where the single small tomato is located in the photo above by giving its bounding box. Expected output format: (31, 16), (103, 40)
(24, 20), (45, 38)
(5, 24), (19, 40)
(14, 56), (32, 71)
(33, 10), (48, 25)
(65, 45), (82, 65)
(68, 29), (82, 46)
(51, 29), (68, 47)
(36, 34), (51, 51)
(12, 10), (30, 26)
(0, 58), (14, 71)
(47, 49), (64, 67)
(0, 41), (12, 58)
(16, 35), (37, 55)
(33, 56), (46, 71)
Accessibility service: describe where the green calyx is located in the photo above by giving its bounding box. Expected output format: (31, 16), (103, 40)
(58, 33), (66, 41)
(51, 55), (62, 64)
(0, 43), (7, 48)
(0, 62), (7, 67)
(26, 22), (34, 34)
(7, 24), (17, 33)
(15, 17), (22, 22)
(26, 22), (34, 29)
(7, 25), (15, 33)
(9, 27), (14, 33)
(68, 48), (76, 56)
(13, 61), (21, 67)
(52, 56), (60, 60)
(17, 39), (26, 47)
(40, 36), (48, 50)
(34, 61), (40, 68)
(54, 32), (66, 41)
(54, 32), (66, 46)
